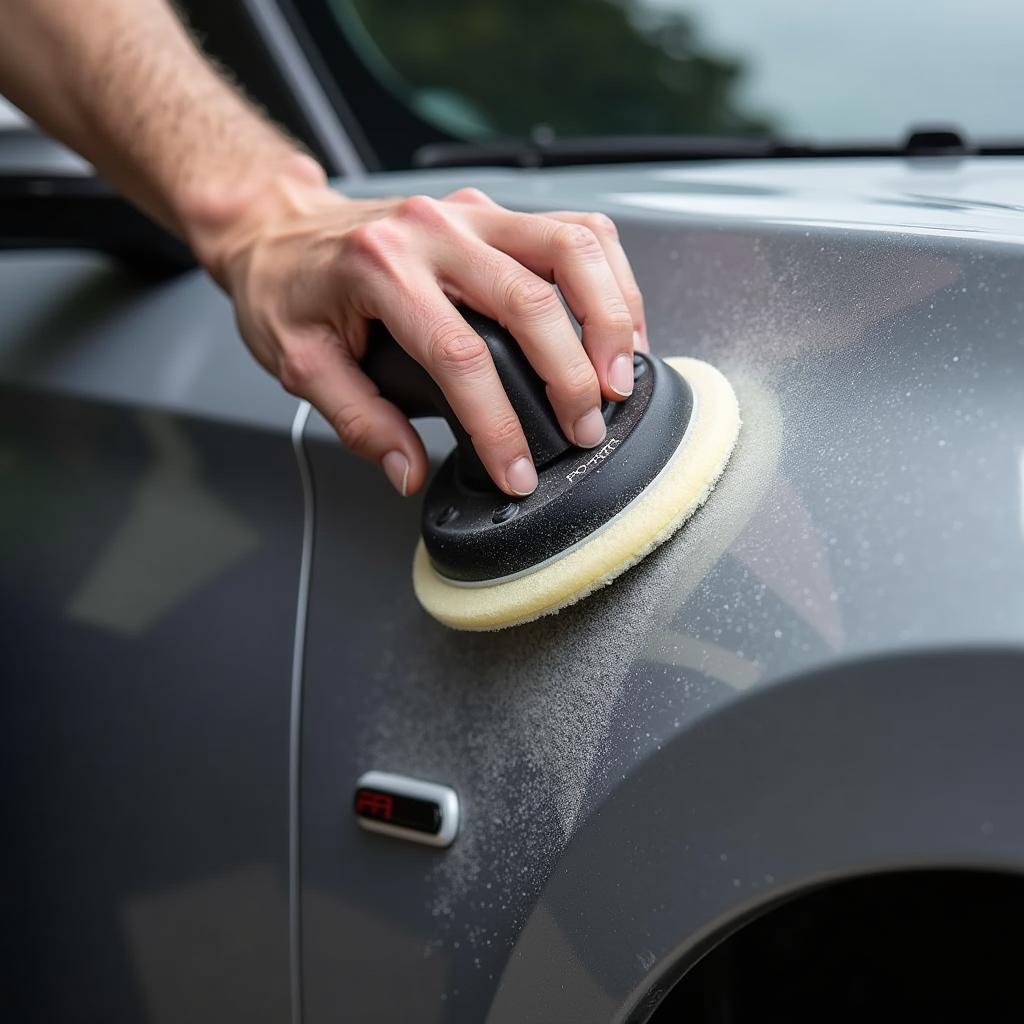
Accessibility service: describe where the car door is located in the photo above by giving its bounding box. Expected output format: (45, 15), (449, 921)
(0, 130), (304, 1021)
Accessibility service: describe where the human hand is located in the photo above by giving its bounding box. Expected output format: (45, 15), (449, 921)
(195, 165), (648, 497)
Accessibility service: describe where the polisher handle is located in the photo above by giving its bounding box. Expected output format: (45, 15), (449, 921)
(361, 307), (573, 490)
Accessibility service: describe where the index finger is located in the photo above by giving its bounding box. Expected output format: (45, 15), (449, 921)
(383, 282), (539, 497)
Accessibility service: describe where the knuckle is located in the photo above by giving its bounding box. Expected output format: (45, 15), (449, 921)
(601, 303), (635, 333)
(559, 358), (599, 402)
(583, 212), (618, 240)
(396, 193), (445, 226)
(428, 322), (489, 375)
(503, 273), (558, 320)
(345, 224), (375, 257)
(554, 223), (603, 260)
(277, 346), (321, 396)
(332, 404), (375, 453)
(449, 186), (490, 205)
(483, 412), (523, 449)
(621, 284), (644, 312)
(346, 222), (400, 269)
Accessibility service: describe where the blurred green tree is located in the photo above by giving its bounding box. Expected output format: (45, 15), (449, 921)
(343, 0), (773, 139)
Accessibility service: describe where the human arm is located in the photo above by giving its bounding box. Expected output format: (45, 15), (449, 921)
(0, 0), (648, 495)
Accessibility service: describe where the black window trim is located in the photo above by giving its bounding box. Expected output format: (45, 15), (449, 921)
(282, 0), (460, 171)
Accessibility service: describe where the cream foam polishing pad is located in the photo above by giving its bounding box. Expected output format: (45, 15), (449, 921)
(413, 357), (740, 631)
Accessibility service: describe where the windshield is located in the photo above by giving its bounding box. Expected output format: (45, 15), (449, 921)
(300, 0), (1024, 167)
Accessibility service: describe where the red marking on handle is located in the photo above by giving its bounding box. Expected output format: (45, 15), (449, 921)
(356, 789), (394, 821)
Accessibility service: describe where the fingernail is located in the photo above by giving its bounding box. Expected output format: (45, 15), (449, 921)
(382, 450), (409, 496)
(632, 330), (641, 350)
(609, 353), (635, 397)
(573, 408), (607, 448)
(506, 456), (538, 495)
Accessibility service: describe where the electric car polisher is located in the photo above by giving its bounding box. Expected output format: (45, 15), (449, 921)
(362, 309), (740, 631)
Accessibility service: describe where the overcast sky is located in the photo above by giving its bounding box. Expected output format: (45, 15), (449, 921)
(642, 0), (1023, 140)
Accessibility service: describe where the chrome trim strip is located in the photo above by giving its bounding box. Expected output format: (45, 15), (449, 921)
(288, 399), (314, 1024)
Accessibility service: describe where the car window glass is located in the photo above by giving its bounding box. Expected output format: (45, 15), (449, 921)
(326, 0), (1023, 146)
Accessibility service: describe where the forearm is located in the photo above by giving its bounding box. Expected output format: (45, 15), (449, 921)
(0, 0), (323, 259)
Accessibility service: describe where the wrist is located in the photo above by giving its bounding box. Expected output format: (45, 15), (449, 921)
(180, 149), (330, 286)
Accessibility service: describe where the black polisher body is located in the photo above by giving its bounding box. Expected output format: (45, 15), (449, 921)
(361, 310), (693, 584)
